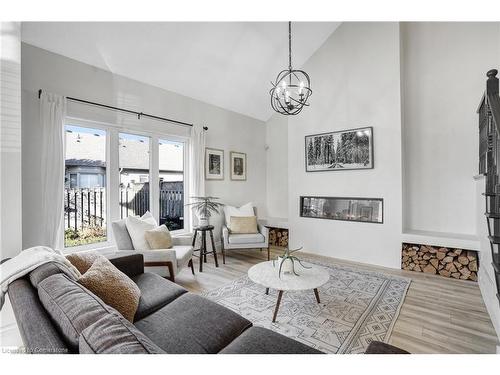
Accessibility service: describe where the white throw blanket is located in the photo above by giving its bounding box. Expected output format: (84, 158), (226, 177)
(0, 246), (81, 309)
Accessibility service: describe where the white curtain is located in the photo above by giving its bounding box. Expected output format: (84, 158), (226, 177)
(189, 125), (206, 228)
(39, 92), (66, 250)
(189, 124), (206, 198)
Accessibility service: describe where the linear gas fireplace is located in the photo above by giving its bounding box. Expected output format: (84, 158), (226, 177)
(300, 196), (383, 224)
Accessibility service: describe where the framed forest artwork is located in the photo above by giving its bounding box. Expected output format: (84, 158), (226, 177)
(205, 148), (224, 180)
(230, 151), (246, 181)
(305, 127), (374, 172)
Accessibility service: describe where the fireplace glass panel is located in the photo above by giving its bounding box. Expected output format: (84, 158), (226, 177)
(300, 196), (383, 224)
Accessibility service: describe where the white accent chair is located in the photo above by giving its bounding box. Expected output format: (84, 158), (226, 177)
(112, 219), (194, 282)
(221, 206), (270, 261)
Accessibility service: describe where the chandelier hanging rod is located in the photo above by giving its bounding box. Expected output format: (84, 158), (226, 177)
(288, 21), (292, 71)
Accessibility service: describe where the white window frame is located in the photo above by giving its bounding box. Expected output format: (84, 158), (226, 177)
(158, 136), (189, 233)
(62, 119), (112, 253)
(63, 116), (191, 253)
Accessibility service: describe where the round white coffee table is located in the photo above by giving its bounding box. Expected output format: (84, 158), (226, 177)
(248, 260), (330, 322)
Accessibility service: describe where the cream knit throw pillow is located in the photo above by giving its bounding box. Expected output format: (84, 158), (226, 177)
(145, 225), (173, 249)
(229, 216), (258, 234)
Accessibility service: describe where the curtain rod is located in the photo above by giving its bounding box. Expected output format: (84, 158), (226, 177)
(38, 89), (208, 130)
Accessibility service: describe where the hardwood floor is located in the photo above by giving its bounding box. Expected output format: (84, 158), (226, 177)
(175, 248), (499, 354)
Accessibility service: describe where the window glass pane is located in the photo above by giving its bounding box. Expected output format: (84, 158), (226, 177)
(159, 139), (184, 230)
(64, 125), (107, 247)
(119, 133), (150, 218)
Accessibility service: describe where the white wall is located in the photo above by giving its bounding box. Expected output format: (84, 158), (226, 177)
(265, 114), (288, 218)
(21, 44), (266, 248)
(0, 21), (23, 347)
(1, 23), (22, 260)
(287, 22), (403, 268)
(401, 22), (500, 236)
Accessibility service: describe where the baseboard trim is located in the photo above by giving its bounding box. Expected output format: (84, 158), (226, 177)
(478, 267), (500, 341)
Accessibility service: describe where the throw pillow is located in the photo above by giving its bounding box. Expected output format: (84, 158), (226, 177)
(229, 216), (258, 234)
(125, 214), (157, 250)
(144, 225), (173, 249)
(223, 202), (254, 230)
(78, 255), (140, 322)
(140, 211), (157, 226)
(66, 251), (101, 274)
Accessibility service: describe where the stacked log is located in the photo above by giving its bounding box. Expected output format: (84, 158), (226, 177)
(269, 228), (289, 248)
(401, 243), (478, 281)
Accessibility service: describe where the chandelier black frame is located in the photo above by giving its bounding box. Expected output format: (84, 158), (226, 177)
(269, 21), (312, 116)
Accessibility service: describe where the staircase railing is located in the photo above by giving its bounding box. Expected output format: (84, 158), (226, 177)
(478, 69), (500, 303)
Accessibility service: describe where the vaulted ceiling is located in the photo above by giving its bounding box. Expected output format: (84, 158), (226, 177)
(21, 22), (340, 121)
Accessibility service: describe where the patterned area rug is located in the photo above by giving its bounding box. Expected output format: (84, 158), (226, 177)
(203, 257), (410, 353)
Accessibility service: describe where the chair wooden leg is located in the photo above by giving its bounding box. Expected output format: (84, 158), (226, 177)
(167, 261), (175, 282)
(267, 246), (270, 261)
(188, 259), (195, 275)
(144, 261), (175, 282)
(221, 240), (226, 264)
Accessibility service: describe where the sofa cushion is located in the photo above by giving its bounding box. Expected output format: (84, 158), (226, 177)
(37, 273), (117, 352)
(132, 273), (187, 321)
(29, 262), (78, 289)
(228, 233), (265, 245)
(79, 312), (165, 354)
(219, 326), (322, 354)
(112, 219), (134, 250)
(134, 293), (252, 353)
(78, 256), (141, 322)
(8, 278), (70, 354)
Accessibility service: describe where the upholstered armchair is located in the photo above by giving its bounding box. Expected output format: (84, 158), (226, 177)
(112, 219), (194, 282)
(221, 206), (270, 261)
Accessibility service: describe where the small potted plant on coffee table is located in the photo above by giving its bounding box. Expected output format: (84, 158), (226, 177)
(273, 247), (311, 278)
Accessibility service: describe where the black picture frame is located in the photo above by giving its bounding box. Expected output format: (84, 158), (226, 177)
(304, 126), (374, 172)
(299, 196), (384, 224)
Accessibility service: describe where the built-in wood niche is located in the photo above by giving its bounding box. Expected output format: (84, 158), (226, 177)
(269, 228), (288, 249)
(401, 243), (478, 281)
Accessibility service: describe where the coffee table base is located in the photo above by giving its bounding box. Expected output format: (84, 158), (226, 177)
(270, 288), (321, 323)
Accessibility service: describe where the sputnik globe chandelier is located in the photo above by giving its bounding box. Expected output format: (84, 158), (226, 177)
(269, 21), (312, 115)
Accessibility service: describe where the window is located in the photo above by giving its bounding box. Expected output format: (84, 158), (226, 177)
(119, 133), (150, 219)
(63, 121), (189, 250)
(64, 125), (107, 247)
(159, 139), (185, 230)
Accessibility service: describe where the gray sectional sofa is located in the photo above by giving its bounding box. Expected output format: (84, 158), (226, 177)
(7, 253), (321, 354)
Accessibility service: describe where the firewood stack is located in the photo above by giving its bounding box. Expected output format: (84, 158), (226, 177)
(401, 243), (478, 281)
(268, 228), (289, 248)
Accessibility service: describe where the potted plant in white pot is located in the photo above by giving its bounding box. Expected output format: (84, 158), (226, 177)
(186, 196), (224, 227)
(273, 247), (311, 278)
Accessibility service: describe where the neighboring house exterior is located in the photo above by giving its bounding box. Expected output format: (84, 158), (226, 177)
(65, 129), (184, 189)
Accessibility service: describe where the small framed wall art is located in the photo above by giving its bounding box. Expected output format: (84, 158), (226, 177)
(205, 148), (224, 180)
(230, 151), (247, 181)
